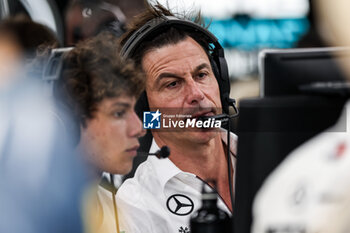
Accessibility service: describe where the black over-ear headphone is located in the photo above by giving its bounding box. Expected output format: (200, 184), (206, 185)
(42, 47), (73, 96)
(120, 15), (237, 115)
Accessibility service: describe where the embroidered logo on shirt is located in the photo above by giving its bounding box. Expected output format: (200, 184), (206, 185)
(178, 226), (190, 233)
(166, 194), (194, 216)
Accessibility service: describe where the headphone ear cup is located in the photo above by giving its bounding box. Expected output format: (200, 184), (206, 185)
(133, 91), (153, 164)
(135, 91), (150, 120)
(210, 57), (220, 80)
(210, 57), (230, 114)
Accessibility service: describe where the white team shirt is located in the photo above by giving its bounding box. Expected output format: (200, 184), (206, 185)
(116, 130), (237, 233)
(252, 102), (350, 233)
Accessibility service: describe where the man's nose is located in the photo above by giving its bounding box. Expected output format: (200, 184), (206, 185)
(128, 112), (146, 138)
(185, 79), (205, 105)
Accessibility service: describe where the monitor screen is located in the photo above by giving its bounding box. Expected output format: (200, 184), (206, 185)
(259, 47), (350, 97)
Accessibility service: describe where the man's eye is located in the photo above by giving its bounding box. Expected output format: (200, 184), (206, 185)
(113, 110), (126, 118)
(198, 72), (208, 79)
(166, 81), (178, 88)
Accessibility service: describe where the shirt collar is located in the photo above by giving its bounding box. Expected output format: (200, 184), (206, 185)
(147, 129), (238, 190)
(147, 141), (184, 190)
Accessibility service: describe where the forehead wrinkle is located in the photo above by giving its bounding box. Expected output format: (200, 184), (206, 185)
(143, 57), (187, 91)
(142, 37), (211, 90)
(145, 53), (206, 79)
(145, 51), (187, 74)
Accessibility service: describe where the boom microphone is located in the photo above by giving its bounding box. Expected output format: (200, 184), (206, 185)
(139, 146), (170, 159)
(197, 98), (239, 125)
(197, 114), (230, 125)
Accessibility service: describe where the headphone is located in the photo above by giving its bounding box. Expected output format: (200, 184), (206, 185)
(120, 15), (236, 115)
(42, 47), (73, 96)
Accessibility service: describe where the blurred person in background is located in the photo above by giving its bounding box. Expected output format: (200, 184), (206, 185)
(252, 1), (350, 233)
(0, 15), (58, 89)
(55, 32), (145, 233)
(0, 78), (89, 233)
(64, 0), (146, 45)
(0, 30), (84, 233)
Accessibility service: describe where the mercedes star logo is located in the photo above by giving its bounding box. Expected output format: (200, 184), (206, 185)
(166, 194), (194, 216)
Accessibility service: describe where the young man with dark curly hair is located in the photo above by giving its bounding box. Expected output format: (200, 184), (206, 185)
(56, 32), (145, 233)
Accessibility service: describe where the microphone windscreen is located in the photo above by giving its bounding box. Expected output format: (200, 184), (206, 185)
(159, 146), (170, 158)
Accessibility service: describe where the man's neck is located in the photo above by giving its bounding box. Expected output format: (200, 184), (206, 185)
(153, 133), (222, 175)
(153, 132), (233, 212)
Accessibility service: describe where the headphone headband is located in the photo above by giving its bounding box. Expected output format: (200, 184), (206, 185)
(120, 16), (223, 58)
